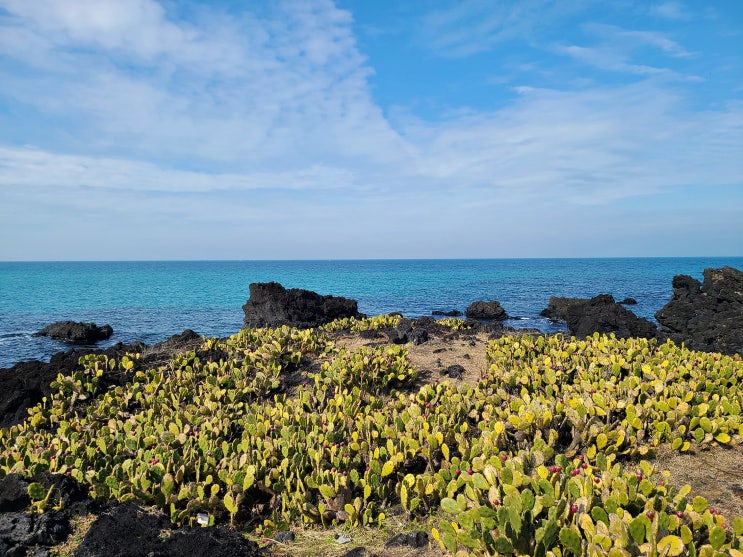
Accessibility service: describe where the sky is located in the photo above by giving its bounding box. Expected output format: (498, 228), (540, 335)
(0, 0), (741, 260)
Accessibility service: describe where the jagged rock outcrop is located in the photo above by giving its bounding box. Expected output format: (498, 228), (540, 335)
(242, 282), (363, 329)
(565, 295), (657, 339)
(543, 294), (657, 340)
(540, 297), (583, 321)
(34, 321), (113, 344)
(655, 266), (743, 356)
(465, 300), (508, 320)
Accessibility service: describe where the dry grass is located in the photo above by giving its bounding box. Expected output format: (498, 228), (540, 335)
(262, 513), (445, 557)
(49, 513), (96, 557)
(654, 442), (743, 519)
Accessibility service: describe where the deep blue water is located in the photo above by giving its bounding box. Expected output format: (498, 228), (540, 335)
(1, 258), (741, 368)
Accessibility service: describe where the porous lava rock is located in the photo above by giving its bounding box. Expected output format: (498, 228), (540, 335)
(540, 297), (583, 321)
(388, 318), (429, 345)
(655, 266), (743, 356)
(0, 475), (30, 513)
(73, 501), (259, 557)
(385, 530), (429, 548)
(432, 309), (462, 317)
(0, 473), (96, 557)
(34, 321), (113, 345)
(242, 282), (363, 329)
(562, 294), (657, 340)
(465, 300), (508, 320)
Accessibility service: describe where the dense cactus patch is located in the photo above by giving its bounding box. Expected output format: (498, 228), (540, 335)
(0, 319), (741, 556)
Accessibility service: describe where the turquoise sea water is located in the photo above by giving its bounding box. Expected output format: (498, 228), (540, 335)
(1, 258), (741, 368)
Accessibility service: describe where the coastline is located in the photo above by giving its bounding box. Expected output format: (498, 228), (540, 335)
(3, 257), (743, 368)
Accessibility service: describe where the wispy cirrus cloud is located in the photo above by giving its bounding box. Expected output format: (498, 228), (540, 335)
(417, 0), (590, 58)
(554, 23), (697, 80)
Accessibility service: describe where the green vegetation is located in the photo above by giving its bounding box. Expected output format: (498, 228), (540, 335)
(1, 318), (741, 556)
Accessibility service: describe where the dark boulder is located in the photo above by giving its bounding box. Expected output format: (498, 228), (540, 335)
(655, 266), (743, 356)
(432, 309), (462, 317)
(0, 474), (87, 556)
(619, 297), (638, 305)
(386, 530), (429, 548)
(242, 282), (363, 329)
(442, 364), (464, 379)
(540, 297), (583, 321)
(562, 294), (657, 340)
(465, 300), (508, 320)
(0, 475), (30, 513)
(389, 318), (429, 345)
(34, 321), (113, 344)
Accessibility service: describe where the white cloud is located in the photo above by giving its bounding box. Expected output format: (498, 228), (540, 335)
(0, 146), (356, 193)
(0, 0), (409, 169)
(417, 0), (590, 58)
(0, 0), (740, 259)
(555, 24), (697, 79)
(648, 2), (690, 20)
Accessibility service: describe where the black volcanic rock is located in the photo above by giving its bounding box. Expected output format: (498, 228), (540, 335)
(0, 331), (201, 429)
(34, 321), (113, 344)
(242, 282), (363, 329)
(655, 266), (743, 356)
(560, 294), (657, 340)
(465, 300), (508, 320)
(540, 297), (583, 321)
(74, 501), (259, 557)
(432, 309), (462, 317)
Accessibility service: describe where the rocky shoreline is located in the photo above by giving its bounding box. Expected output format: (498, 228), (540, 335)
(1, 266), (741, 556)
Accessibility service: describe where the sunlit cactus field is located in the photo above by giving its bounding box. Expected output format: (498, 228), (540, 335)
(1, 316), (742, 556)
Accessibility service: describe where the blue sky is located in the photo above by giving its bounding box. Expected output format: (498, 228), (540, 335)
(0, 0), (741, 260)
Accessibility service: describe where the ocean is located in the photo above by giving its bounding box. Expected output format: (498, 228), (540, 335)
(1, 258), (741, 368)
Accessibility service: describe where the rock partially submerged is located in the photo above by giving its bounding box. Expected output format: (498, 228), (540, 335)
(242, 282), (363, 329)
(541, 295), (657, 340)
(432, 309), (462, 317)
(34, 321), (113, 345)
(540, 297), (583, 321)
(465, 300), (508, 320)
(655, 266), (743, 356)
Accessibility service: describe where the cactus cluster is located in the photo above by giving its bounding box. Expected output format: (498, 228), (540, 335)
(0, 322), (741, 556)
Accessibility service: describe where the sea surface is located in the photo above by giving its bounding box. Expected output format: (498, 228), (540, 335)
(1, 258), (741, 368)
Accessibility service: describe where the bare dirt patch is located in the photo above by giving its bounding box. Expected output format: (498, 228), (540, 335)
(654, 443), (743, 519)
(333, 331), (492, 387)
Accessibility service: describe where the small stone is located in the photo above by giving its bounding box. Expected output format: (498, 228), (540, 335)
(446, 365), (464, 379)
(274, 530), (295, 543)
(339, 548), (365, 557)
(334, 533), (352, 544)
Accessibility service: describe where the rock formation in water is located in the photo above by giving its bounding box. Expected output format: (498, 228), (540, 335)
(655, 266), (743, 356)
(242, 282), (363, 329)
